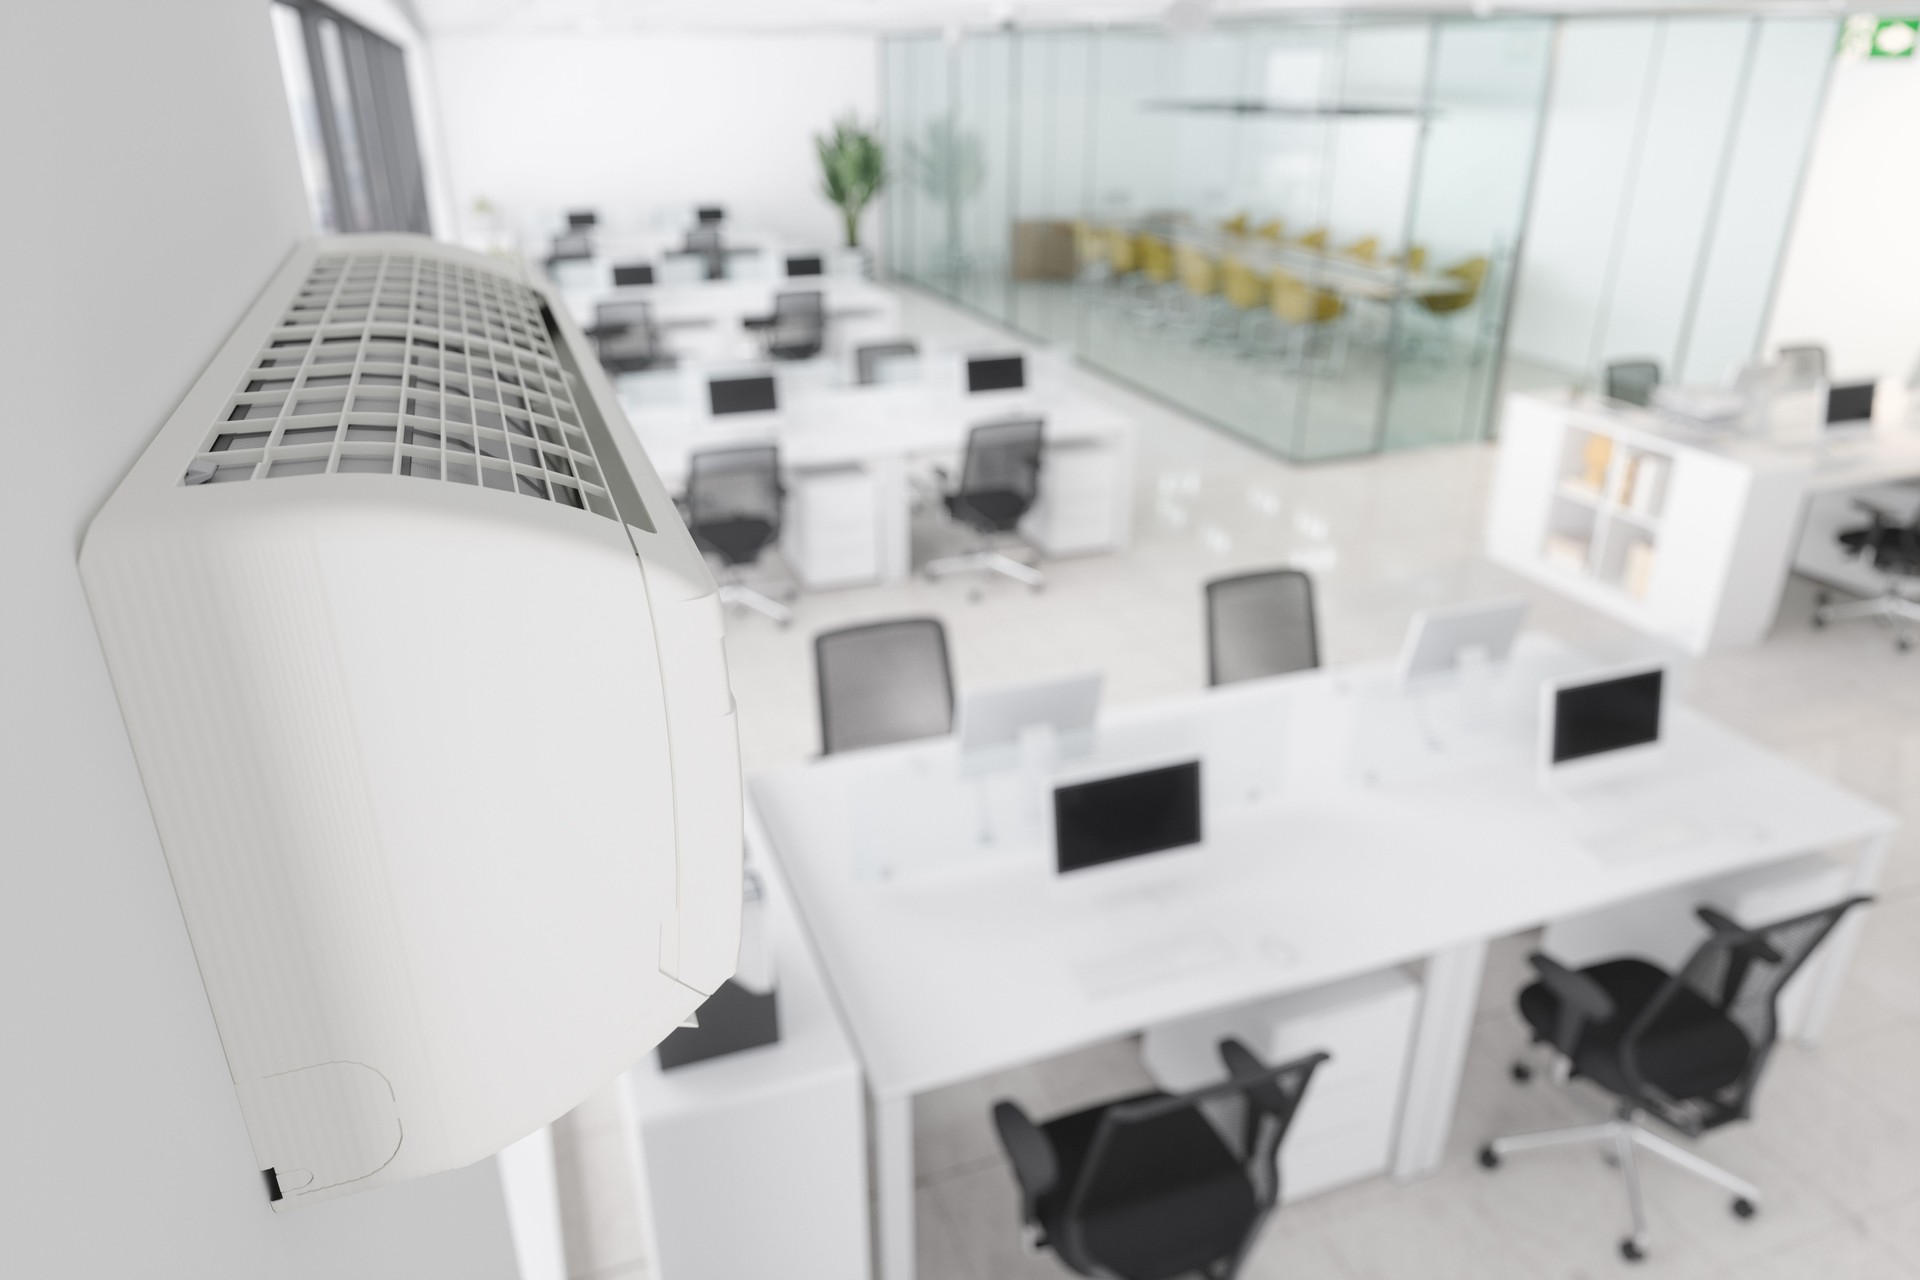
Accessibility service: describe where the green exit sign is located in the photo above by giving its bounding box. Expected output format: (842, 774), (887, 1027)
(1839, 15), (1920, 59)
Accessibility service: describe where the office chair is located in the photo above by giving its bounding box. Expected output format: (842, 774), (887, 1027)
(924, 418), (1046, 592)
(1812, 497), (1920, 651)
(1341, 235), (1379, 264)
(1481, 895), (1873, 1263)
(585, 300), (675, 376)
(1205, 569), (1320, 686)
(1776, 343), (1828, 384)
(1268, 270), (1346, 373)
(1294, 227), (1329, 253)
(683, 445), (790, 625)
(1604, 359), (1662, 408)
(756, 290), (827, 361)
(813, 617), (954, 755)
(854, 339), (919, 385)
(993, 1041), (1328, 1280)
(685, 224), (725, 280)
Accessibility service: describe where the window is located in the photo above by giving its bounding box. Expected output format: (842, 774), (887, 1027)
(271, 1), (431, 234)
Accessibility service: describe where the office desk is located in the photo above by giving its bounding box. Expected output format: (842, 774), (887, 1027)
(564, 276), (902, 366)
(621, 373), (1135, 587)
(1488, 390), (1920, 650)
(750, 639), (1893, 1280)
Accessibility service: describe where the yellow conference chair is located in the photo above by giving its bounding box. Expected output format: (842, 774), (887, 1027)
(1341, 235), (1379, 264)
(1106, 227), (1140, 276)
(1221, 212), (1250, 237)
(1175, 242), (1219, 298)
(1392, 244), (1429, 273)
(1222, 255), (1270, 351)
(1072, 220), (1108, 279)
(1270, 269), (1347, 372)
(1137, 234), (1175, 286)
(1253, 219), (1285, 242)
(1295, 227), (1329, 253)
(1405, 255), (1490, 358)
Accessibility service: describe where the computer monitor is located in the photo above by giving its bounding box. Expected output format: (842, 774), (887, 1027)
(785, 255), (824, 278)
(956, 672), (1101, 773)
(696, 205), (726, 226)
(966, 353), (1026, 394)
(566, 210), (597, 229)
(709, 374), (778, 417)
(1398, 598), (1528, 686)
(1541, 663), (1665, 782)
(612, 263), (655, 287)
(1826, 380), (1875, 429)
(1053, 760), (1202, 875)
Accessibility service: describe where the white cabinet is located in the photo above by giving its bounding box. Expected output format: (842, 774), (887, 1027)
(1141, 968), (1420, 1202)
(1024, 436), (1132, 557)
(1486, 392), (1805, 652)
(781, 464), (883, 588)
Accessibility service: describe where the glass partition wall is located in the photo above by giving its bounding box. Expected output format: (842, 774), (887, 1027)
(882, 17), (1555, 461)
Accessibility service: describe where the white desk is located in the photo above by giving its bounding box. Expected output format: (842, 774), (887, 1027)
(622, 823), (869, 1280)
(621, 365), (1135, 587)
(749, 638), (1893, 1280)
(1488, 390), (1920, 651)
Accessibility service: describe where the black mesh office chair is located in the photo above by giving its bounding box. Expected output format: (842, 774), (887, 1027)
(855, 339), (920, 385)
(585, 300), (675, 376)
(1603, 359), (1662, 408)
(758, 290), (827, 361)
(1204, 569), (1319, 686)
(1812, 498), (1920, 651)
(813, 617), (954, 755)
(685, 224), (725, 280)
(993, 1041), (1328, 1280)
(1481, 895), (1873, 1263)
(925, 418), (1046, 591)
(683, 445), (790, 625)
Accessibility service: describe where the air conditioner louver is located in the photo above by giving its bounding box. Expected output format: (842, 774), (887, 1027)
(80, 235), (741, 1207)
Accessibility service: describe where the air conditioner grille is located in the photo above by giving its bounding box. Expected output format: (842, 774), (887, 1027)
(183, 250), (621, 522)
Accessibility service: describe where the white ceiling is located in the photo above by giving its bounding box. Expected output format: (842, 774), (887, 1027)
(412, 0), (1866, 36)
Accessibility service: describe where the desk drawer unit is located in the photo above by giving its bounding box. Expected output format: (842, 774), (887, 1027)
(1024, 438), (1126, 556)
(781, 464), (882, 587)
(1141, 967), (1419, 1202)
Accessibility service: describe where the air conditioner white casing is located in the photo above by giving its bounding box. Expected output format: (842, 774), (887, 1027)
(79, 235), (741, 1206)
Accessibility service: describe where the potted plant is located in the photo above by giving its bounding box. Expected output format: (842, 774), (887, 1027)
(815, 114), (886, 250)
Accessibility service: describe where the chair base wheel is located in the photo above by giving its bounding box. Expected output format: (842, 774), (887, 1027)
(1478, 1144), (1500, 1170)
(1898, 636), (1913, 653)
(1732, 1197), (1757, 1219)
(1620, 1239), (1645, 1263)
(1510, 1061), (1532, 1083)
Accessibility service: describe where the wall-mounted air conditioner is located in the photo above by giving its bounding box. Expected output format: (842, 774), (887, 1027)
(80, 235), (741, 1206)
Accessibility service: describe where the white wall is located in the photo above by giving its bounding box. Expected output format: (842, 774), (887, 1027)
(0, 3), (517, 1276)
(1766, 52), (1920, 381)
(430, 31), (880, 253)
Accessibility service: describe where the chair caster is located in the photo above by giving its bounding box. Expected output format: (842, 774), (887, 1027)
(1477, 1144), (1500, 1170)
(1620, 1239), (1645, 1263)
(1811, 612), (1827, 629)
(1510, 1061), (1532, 1083)
(1732, 1197), (1757, 1219)
(1898, 636), (1913, 653)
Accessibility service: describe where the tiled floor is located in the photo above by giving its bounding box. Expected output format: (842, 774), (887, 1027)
(614, 285), (1920, 1278)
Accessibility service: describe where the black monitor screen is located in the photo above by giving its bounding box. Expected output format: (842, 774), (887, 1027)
(1552, 670), (1663, 765)
(967, 354), (1026, 393)
(786, 255), (824, 277)
(1827, 381), (1875, 425)
(612, 263), (655, 287)
(696, 205), (725, 225)
(709, 375), (778, 416)
(1054, 761), (1202, 874)
(566, 210), (597, 229)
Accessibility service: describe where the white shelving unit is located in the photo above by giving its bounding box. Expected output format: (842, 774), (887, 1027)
(1487, 392), (1807, 653)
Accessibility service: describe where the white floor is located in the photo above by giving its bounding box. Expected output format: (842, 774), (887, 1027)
(589, 287), (1920, 1280)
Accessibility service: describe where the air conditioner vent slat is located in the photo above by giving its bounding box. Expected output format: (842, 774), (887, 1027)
(181, 249), (624, 522)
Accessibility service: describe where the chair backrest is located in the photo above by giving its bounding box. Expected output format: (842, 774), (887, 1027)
(685, 225), (724, 279)
(855, 340), (920, 385)
(770, 290), (826, 352)
(1604, 358), (1662, 408)
(1343, 235), (1379, 263)
(814, 617), (955, 755)
(1295, 227), (1328, 252)
(1630, 896), (1871, 1126)
(684, 445), (782, 566)
(1270, 272), (1342, 325)
(1175, 243), (1218, 296)
(1206, 569), (1320, 686)
(1776, 343), (1828, 385)
(956, 417), (1045, 529)
(591, 300), (665, 374)
(1058, 1045), (1327, 1273)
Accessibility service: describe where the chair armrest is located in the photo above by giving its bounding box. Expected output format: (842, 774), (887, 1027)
(1694, 906), (1784, 965)
(992, 1101), (1057, 1217)
(1529, 952), (1615, 1056)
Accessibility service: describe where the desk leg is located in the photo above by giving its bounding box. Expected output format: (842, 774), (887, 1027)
(1393, 939), (1487, 1180)
(873, 1091), (915, 1280)
(1792, 830), (1889, 1047)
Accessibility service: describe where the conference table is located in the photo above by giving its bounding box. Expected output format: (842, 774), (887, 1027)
(748, 636), (1894, 1280)
(1119, 215), (1467, 301)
